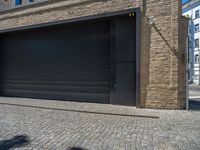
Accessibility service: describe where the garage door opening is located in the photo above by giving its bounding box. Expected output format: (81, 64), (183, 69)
(0, 9), (140, 106)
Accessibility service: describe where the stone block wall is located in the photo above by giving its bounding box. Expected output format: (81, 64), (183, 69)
(179, 16), (189, 109)
(0, 0), (10, 11)
(140, 0), (187, 109)
(0, 0), (187, 109)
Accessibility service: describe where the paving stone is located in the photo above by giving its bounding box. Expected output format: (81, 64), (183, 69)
(0, 98), (199, 149)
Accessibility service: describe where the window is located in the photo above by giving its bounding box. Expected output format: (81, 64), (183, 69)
(194, 75), (199, 80)
(29, 0), (34, 2)
(195, 39), (199, 48)
(195, 24), (199, 32)
(15, 0), (22, 6)
(195, 54), (199, 63)
(195, 10), (200, 19)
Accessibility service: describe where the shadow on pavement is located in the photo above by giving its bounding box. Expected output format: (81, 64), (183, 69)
(68, 147), (88, 150)
(189, 99), (200, 110)
(0, 135), (30, 150)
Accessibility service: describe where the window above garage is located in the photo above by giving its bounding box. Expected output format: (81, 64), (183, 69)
(15, 0), (22, 6)
(0, 0), (49, 11)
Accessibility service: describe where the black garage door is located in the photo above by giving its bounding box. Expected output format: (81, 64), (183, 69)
(0, 13), (137, 105)
(0, 21), (110, 103)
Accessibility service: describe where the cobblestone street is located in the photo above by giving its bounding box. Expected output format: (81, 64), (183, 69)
(0, 97), (199, 150)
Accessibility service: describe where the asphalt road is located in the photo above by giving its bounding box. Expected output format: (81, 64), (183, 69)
(189, 84), (200, 109)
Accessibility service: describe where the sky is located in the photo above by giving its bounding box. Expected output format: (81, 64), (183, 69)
(182, 0), (190, 4)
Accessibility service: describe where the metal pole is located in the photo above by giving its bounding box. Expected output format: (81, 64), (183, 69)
(186, 36), (189, 111)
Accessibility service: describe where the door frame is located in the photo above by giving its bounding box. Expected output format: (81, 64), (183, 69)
(0, 8), (141, 107)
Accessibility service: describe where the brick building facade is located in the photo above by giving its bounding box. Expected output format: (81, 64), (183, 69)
(0, 0), (188, 109)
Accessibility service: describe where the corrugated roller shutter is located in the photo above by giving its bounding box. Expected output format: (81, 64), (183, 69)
(0, 21), (110, 103)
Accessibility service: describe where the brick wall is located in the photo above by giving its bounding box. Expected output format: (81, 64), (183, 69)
(0, 0), (187, 109)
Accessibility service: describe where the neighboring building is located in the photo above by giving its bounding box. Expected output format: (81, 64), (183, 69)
(0, 0), (188, 109)
(183, 0), (200, 84)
